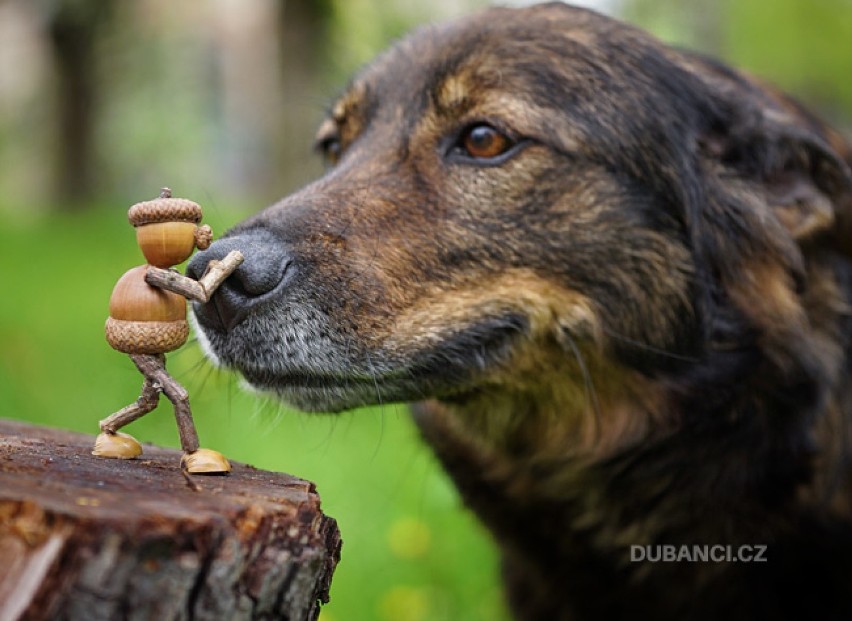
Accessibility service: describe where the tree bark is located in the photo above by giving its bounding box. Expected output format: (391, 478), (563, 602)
(0, 419), (341, 621)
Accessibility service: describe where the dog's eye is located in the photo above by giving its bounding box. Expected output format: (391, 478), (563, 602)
(460, 124), (515, 160)
(315, 134), (342, 165)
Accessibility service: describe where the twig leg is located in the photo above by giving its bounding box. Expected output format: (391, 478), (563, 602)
(129, 353), (200, 453)
(160, 376), (200, 454)
(100, 376), (160, 434)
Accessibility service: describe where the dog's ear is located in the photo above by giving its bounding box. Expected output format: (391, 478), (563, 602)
(684, 78), (852, 381)
(698, 90), (852, 246)
(750, 121), (843, 241)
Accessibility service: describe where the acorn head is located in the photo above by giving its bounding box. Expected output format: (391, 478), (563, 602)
(129, 188), (204, 267)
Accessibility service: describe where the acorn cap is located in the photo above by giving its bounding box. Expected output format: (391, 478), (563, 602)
(105, 317), (189, 354)
(127, 188), (202, 226)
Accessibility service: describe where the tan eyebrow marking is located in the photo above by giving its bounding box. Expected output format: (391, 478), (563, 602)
(314, 118), (338, 145)
(316, 80), (371, 159)
(435, 73), (473, 113)
(331, 100), (347, 123)
(332, 80), (368, 122)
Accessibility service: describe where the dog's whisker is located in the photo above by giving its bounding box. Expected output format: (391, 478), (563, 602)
(186, 356), (211, 375)
(403, 367), (430, 402)
(561, 329), (602, 443)
(264, 398), (288, 430)
(364, 351), (385, 410)
(599, 326), (701, 363)
(185, 360), (216, 397)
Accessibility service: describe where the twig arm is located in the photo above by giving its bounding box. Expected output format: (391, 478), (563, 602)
(145, 250), (244, 302)
(145, 268), (207, 301)
(198, 250), (245, 298)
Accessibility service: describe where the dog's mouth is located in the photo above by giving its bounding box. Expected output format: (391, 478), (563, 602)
(194, 306), (530, 412)
(238, 367), (425, 413)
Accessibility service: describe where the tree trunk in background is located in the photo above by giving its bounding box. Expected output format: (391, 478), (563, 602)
(276, 0), (333, 193)
(46, 1), (112, 207)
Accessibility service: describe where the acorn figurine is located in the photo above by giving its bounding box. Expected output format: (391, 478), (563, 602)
(94, 188), (244, 474)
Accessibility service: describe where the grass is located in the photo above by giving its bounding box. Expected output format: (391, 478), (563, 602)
(0, 202), (509, 621)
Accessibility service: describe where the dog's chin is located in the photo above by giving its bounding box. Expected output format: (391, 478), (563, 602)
(238, 369), (415, 413)
(271, 386), (374, 413)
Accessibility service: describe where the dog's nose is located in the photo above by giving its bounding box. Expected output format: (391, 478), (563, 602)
(187, 229), (291, 330)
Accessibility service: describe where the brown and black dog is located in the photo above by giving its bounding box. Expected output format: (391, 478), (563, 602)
(188, 3), (852, 619)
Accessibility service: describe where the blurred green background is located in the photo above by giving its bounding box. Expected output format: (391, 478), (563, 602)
(1, 1), (850, 620)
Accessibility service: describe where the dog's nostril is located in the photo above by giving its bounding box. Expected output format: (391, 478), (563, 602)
(231, 255), (289, 298)
(187, 229), (291, 330)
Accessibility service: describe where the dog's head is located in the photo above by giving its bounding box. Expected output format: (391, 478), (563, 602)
(189, 4), (851, 430)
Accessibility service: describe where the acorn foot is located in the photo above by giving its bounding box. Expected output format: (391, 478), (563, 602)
(181, 448), (231, 475)
(92, 432), (143, 459)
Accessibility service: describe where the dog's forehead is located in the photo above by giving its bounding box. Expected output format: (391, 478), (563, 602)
(331, 4), (662, 128)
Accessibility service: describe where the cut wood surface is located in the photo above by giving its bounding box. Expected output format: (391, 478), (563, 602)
(0, 418), (341, 621)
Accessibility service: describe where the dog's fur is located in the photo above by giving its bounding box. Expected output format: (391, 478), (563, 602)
(188, 3), (852, 619)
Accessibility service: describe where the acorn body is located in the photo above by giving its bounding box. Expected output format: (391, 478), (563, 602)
(106, 265), (188, 354)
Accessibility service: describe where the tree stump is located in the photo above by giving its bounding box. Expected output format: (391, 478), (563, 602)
(0, 419), (341, 621)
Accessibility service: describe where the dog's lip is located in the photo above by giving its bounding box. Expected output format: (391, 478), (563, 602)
(239, 367), (418, 411)
(239, 367), (386, 390)
(229, 312), (528, 395)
